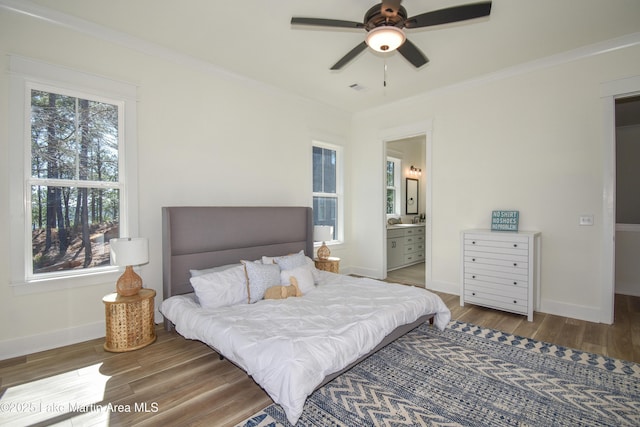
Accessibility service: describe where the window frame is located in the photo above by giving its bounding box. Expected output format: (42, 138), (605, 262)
(386, 156), (402, 218)
(8, 56), (139, 293)
(312, 141), (344, 244)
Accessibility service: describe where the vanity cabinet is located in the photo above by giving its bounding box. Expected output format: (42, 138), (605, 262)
(387, 225), (425, 271)
(460, 229), (540, 321)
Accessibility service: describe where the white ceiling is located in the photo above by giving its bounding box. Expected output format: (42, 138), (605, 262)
(20, 0), (640, 113)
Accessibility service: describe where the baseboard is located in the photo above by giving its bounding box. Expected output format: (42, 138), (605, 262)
(538, 298), (603, 324)
(421, 280), (609, 324)
(347, 265), (384, 280)
(426, 280), (459, 296)
(0, 321), (105, 361)
(615, 282), (640, 297)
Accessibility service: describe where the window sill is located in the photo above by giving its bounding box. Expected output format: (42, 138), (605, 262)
(11, 268), (121, 296)
(314, 240), (343, 247)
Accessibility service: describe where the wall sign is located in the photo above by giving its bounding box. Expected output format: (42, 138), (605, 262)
(491, 210), (519, 232)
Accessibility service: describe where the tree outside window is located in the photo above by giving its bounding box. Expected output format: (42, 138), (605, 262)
(29, 88), (121, 276)
(386, 157), (401, 216)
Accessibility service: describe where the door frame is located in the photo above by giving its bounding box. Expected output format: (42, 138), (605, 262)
(601, 75), (640, 324)
(380, 120), (433, 285)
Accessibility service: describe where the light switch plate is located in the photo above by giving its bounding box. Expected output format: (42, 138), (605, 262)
(579, 215), (594, 226)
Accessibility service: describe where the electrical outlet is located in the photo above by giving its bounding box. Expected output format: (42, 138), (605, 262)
(579, 215), (594, 226)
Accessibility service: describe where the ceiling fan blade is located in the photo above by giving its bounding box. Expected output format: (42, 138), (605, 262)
(405, 1), (492, 29)
(291, 17), (364, 29)
(397, 39), (429, 68)
(330, 41), (368, 70)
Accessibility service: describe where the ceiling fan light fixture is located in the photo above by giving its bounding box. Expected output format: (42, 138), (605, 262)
(365, 26), (406, 52)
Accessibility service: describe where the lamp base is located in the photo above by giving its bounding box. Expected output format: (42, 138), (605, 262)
(116, 265), (143, 297)
(317, 242), (331, 261)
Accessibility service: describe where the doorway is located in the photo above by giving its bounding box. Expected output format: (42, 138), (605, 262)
(379, 120), (433, 288)
(602, 75), (640, 324)
(614, 95), (640, 298)
(385, 136), (427, 287)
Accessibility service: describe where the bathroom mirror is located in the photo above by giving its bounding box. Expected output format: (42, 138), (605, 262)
(406, 178), (418, 215)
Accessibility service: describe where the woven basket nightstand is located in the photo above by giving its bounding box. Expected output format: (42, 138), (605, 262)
(103, 288), (156, 352)
(314, 257), (340, 273)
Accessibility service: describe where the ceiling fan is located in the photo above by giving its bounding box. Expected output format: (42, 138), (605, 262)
(291, 0), (492, 70)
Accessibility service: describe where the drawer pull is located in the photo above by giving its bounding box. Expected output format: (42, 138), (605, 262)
(513, 263), (517, 267)
(472, 292), (476, 296)
(472, 241), (476, 244)
(513, 244), (518, 248)
(513, 300), (517, 304)
(513, 281), (517, 285)
(472, 258), (476, 262)
(472, 275), (476, 279)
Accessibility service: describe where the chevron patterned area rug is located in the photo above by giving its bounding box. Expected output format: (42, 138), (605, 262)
(237, 321), (640, 427)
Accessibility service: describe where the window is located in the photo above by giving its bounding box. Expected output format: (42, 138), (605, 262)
(386, 156), (401, 216)
(9, 56), (138, 287)
(29, 88), (120, 276)
(312, 142), (343, 242)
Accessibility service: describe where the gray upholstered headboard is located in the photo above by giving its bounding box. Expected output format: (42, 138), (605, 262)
(162, 206), (314, 300)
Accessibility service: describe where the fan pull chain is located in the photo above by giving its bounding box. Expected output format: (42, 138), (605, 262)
(383, 61), (388, 89)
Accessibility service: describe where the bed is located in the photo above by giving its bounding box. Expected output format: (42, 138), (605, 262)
(160, 206), (451, 425)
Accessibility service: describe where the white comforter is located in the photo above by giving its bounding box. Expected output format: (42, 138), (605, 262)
(160, 272), (451, 425)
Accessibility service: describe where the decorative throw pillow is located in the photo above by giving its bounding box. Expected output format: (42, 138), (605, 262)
(280, 266), (315, 295)
(242, 261), (281, 303)
(270, 250), (307, 271)
(189, 264), (248, 309)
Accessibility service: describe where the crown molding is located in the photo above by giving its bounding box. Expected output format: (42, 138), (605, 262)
(359, 31), (640, 117)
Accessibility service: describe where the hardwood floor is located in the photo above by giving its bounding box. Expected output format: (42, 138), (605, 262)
(386, 262), (426, 287)
(1, 292), (638, 427)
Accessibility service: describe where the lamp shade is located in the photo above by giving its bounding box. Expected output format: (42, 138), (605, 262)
(313, 225), (333, 243)
(365, 26), (406, 52)
(110, 237), (149, 267)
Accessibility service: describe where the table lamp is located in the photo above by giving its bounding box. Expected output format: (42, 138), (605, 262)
(313, 225), (333, 260)
(110, 237), (149, 297)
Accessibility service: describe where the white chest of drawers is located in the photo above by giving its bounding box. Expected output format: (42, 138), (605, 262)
(460, 229), (540, 321)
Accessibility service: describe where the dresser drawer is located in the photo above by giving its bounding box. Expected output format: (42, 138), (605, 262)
(404, 251), (424, 264)
(465, 254), (528, 269)
(464, 290), (527, 314)
(405, 242), (425, 254)
(464, 271), (528, 287)
(404, 227), (425, 236)
(387, 228), (404, 238)
(465, 278), (527, 297)
(464, 233), (529, 249)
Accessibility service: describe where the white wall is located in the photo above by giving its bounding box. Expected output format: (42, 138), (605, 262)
(350, 43), (640, 323)
(0, 10), (350, 358)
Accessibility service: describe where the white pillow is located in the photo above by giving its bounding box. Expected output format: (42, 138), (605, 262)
(190, 263), (241, 277)
(243, 261), (281, 303)
(281, 266), (315, 295)
(189, 264), (248, 309)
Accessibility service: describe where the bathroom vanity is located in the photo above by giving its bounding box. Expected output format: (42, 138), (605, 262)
(387, 224), (425, 271)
